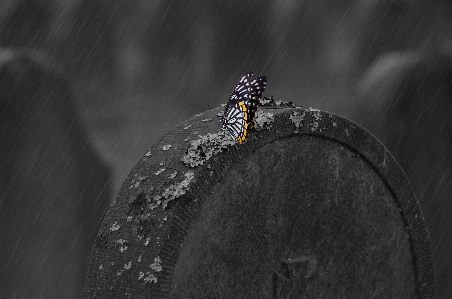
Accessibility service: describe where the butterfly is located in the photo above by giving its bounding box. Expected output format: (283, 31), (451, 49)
(221, 71), (267, 143)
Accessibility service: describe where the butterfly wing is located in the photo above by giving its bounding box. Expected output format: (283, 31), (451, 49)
(222, 71), (267, 143)
(222, 101), (249, 143)
(247, 75), (267, 129)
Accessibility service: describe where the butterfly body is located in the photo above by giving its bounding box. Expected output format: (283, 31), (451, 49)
(221, 71), (267, 143)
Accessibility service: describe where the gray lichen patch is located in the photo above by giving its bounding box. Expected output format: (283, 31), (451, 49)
(115, 239), (129, 252)
(129, 175), (148, 189)
(154, 168), (165, 175)
(152, 171), (195, 210)
(181, 132), (235, 167)
(150, 256), (162, 272)
(260, 96), (299, 108)
(310, 110), (322, 132)
(126, 170), (195, 218)
(289, 110), (307, 133)
(110, 221), (120, 232)
(138, 271), (158, 284)
(124, 261), (132, 270)
(167, 171), (178, 179)
(135, 256), (163, 284)
(255, 111), (275, 130)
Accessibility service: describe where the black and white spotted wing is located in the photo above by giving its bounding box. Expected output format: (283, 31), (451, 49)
(221, 71), (267, 143)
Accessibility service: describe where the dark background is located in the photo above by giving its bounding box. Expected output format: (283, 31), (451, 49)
(1, 0), (451, 297)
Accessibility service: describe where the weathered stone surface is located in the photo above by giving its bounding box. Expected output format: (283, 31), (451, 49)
(84, 104), (434, 298)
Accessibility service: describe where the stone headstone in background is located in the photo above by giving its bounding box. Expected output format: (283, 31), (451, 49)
(0, 49), (111, 298)
(356, 50), (452, 298)
(84, 104), (434, 298)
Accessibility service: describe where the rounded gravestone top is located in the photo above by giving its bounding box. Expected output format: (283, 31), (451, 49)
(84, 102), (434, 298)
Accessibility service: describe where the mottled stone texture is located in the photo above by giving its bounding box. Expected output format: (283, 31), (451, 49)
(172, 136), (415, 298)
(84, 106), (434, 298)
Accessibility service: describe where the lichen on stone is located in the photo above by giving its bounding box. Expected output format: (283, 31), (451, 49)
(156, 171), (195, 209)
(167, 171), (178, 179)
(154, 168), (165, 175)
(110, 221), (120, 232)
(139, 271), (157, 284)
(255, 111), (274, 130)
(124, 261), (132, 269)
(115, 239), (128, 252)
(260, 96), (298, 108)
(289, 110), (306, 133)
(150, 256), (162, 272)
(310, 110), (322, 132)
(181, 132), (234, 167)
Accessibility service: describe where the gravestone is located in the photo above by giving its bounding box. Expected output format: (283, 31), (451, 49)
(84, 102), (434, 298)
(0, 49), (111, 298)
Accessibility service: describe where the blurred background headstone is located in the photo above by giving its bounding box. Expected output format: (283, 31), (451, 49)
(355, 51), (452, 298)
(0, 50), (111, 298)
